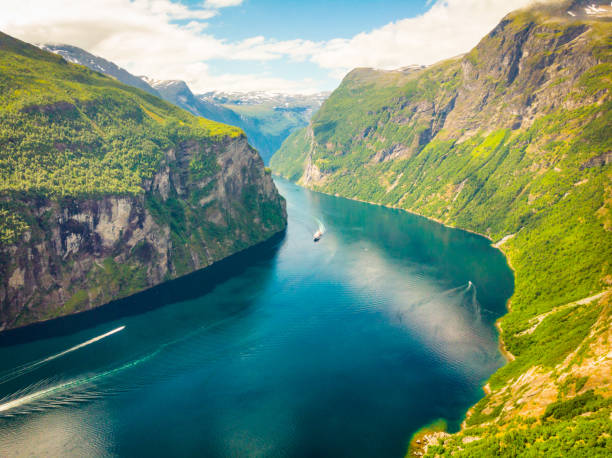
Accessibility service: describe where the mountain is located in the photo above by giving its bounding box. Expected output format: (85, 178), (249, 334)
(142, 78), (296, 163)
(140, 77), (245, 128)
(271, 0), (612, 455)
(200, 91), (329, 164)
(0, 31), (286, 331)
(200, 91), (328, 109)
(33, 46), (243, 129)
(142, 81), (328, 164)
(38, 43), (161, 97)
(37, 43), (326, 164)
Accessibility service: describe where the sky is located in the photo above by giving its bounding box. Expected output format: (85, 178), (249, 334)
(0, 0), (538, 94)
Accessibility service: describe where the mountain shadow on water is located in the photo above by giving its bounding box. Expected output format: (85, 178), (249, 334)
(0, 231), (286, 347)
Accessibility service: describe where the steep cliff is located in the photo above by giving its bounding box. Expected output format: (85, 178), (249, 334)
(0, 32), (286, 330)
(272, 1), (612, 455)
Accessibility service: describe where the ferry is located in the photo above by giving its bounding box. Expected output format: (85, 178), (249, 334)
(313, 230), (323, 242)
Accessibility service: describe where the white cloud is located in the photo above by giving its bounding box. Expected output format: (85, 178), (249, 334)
(246, 0), (536, 73)
(204, 0), (243, 8)
(147, 0), (217, 20)
(0, 0), (538, 93)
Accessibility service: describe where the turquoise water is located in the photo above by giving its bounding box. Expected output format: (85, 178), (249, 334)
(0, 178), (513, 457)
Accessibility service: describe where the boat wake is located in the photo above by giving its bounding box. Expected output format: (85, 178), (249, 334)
(466, 281), (481, 322)
(0, 311), (244, 416)
(395, 281), (492, 324)
(0, 326), (125, 386)
(0, 348), (157, 416)
(313, 217), (326, 242)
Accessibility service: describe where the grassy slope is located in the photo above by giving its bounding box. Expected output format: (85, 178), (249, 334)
(269, 127), (312, 181)
(0, 32), (287, 328)
(272, 6), (612, 456)
(0, 31), (241, 244)
(222, 102), (313, 164)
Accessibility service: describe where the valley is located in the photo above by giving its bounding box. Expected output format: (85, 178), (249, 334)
(40, 43), (327, 164)
(0, 178), (513, 457)
(0, 0), (610, 456)
(271, 1), (612, 455)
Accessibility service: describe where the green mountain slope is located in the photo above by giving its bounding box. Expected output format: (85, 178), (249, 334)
(200, 92), (328, 164)
(0, 31), (286, 330)
(36, 45), (326, 166)
(271, 1), (612, 455)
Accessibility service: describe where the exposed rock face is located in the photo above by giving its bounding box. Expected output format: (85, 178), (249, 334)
(274, 3), (608, 186)
(302, 155), (323, 186)
(272, 2), (612, 454)
(0, 135), (286, 330)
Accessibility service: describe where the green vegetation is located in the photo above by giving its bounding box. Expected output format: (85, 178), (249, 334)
(0, 31), (286, 329)
(144, 192), (226, 276)
(0, 31), (243, 247)
(0, 205), (28, 244)
(269, 128), (312, 181)
(60, 289), (89, 315)
(0, 32), (240, 199)
(91, 257), (149, 298)
(490, 298), (602, 391)
(223, 102), (310, 156)
(542, 390), (609, 422)
(211, 95), (323, 164)
(405, 418), (448, 458)
(271, 5), (612, 455)
(427, 406), (612, 457)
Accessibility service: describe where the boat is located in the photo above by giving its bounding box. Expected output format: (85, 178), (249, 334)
(313, 230), (323, 242)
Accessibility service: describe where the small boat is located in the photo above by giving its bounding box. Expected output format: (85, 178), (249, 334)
(313, 230), (323, 242)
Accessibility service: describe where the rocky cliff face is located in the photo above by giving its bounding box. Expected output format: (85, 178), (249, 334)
(274, 4), (607, 185)
(0, 32), (287, 331)
(272, 1), (612, 454)
(0, 135), (285, 331)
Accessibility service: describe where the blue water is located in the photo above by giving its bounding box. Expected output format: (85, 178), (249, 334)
(0, 178), (513, 457)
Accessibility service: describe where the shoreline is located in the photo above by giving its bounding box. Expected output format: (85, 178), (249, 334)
(0, 228), (287, 344)
(324, 188), (520, 360)
(276, 173), (498, 241)
(275, 175), (518, 421)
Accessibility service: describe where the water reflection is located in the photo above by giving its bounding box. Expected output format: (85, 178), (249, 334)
(0, 178), (513, 458)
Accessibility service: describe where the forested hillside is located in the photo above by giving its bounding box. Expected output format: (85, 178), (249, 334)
(0, 32), (286, 330)
(200, 92), (328, 164)
(37, 43), (326, 165)
(271, 1), (612, 455)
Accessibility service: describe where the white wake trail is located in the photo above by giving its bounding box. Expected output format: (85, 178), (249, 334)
(0, 312), (256, 416)
(466, 281), (482, 320)
(0, 347), (157, 415)
(315, 217), (326, 234)
(0, 326), (125, 385)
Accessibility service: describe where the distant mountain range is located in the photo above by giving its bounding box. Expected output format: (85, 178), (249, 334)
(200, 91), (328, 109)
(140, 77), (248, 137)
(199, 90), (328, 164)
(38, 44), (327, 163)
